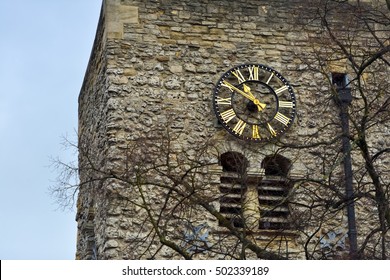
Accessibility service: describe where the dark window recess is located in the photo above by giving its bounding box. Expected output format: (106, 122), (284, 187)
(229, 217), (245, 228)
(261, 154), (291, 177)
(219, 196), (242, 204)
(219, 206), (241, 214)
(220, 185), (244, 195)
(220, 151), (248, 173)
(332, 72), (352, 104)
(220, 176), (244, 185)
(332, 72), (349, 89)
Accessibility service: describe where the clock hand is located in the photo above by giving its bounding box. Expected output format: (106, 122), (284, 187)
(253, 99), (267, 111)
(223, 81), (255, 101)
(243, 84), (267, 111)
(223, 81), (267, 111)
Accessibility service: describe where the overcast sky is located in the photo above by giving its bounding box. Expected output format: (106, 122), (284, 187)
(0, 0), (102, 259)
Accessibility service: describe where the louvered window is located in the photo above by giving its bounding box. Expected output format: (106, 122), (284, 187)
(259, 154), (292, 230)
(258, 177), (291, 230)
(219, 153), (292, 232)
(218, 152), (248, 228)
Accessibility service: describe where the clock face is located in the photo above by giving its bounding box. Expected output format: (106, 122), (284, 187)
(213, 64), (297, 142)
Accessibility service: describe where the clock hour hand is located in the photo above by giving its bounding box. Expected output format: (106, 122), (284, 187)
(253, 99), (266, 111)
(243, 84), (266, 111)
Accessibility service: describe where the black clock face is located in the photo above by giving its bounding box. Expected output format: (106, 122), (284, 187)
(213, 64), (297, 142)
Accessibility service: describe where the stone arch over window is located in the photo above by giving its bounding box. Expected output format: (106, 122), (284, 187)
(261, 154), (292, 177)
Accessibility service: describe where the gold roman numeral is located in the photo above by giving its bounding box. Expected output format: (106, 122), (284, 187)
(278, 100), (294, 108)
(274, 85), (289, 95)
(252, 125), (260, 139)
(215, 96), (232, 105)
(233, 120), (246, 135)
(233, 119), (247, 135)
(221, 80), (235, 92)
(267, 123), (277, 137)
(266, 72), (274, 84)
(220, 108), (236, 123)
(274, 112), (291, 126)
(248, 66), (259, 80)
(232, 69), (246, 84)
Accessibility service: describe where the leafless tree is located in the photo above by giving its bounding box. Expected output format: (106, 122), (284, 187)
(285, 0), (390, 259)
(52, 0), (389, 260)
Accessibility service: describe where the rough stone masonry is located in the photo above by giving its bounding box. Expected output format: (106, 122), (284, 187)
(76, 0), (390, 259)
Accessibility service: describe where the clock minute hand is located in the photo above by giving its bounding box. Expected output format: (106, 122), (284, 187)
(222, 81), (255, 101)
(222, 81), (266, 111)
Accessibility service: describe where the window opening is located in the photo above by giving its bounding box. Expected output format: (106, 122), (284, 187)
(218, 153), (293, 232)
(261, 154), (291, 177)
(220, 151), (248, 173)
(259, 155), (292, 230)
(332, 73), (349, 89)
(332, 72), (352, 104)
(219, 152), (248, 228)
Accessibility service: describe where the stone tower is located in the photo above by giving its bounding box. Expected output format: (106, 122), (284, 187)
(76, 0), (390, 259)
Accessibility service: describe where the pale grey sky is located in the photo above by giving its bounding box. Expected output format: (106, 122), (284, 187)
(0, 0), (101, 259)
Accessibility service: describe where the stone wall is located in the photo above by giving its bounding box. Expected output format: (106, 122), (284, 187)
(76, 0), (390, 259)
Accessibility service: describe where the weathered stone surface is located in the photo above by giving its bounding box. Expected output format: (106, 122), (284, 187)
(76, 0), (389, 260)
